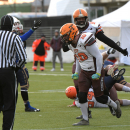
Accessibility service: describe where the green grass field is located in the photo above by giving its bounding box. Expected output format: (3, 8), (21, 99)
(0, 62), (130, 130)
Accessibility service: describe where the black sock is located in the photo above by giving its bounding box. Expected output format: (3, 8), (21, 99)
(21, 91), (29, 102)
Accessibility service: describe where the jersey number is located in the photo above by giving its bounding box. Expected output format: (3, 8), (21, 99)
(88, 101), (94, 108)
(75, 53), (88, 62)
(81, 34), (86, 39)
(87, 91), (94, 108)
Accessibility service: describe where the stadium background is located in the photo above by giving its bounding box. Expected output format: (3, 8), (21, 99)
(0, 0), (129, 63)
(0, 0), (130, 130)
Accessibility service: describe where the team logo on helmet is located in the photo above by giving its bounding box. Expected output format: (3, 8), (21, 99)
(60, 23), (79, 45)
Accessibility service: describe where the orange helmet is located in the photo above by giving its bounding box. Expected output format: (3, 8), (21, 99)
(60, 23), (79, 45)
(65, 86), (77, 99)
(73, 9), (88, 28)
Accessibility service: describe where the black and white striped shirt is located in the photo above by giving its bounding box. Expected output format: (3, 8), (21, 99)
(0, 30), (27, 68)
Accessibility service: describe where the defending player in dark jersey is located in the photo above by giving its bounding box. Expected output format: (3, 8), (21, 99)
(12, 17), (41, 112)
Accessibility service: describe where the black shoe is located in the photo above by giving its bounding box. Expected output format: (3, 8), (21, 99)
(115, 100), (122, 118)
(88, 110), (92, 118)
(73, 119), (89, 126)
(25, 101), (40, 112)
(109, 106), (116, 116)
(113, 68), (125, 80)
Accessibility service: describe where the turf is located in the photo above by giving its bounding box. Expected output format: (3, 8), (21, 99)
(0, 62), (130, 130)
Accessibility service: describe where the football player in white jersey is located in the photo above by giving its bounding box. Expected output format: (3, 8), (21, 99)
(60, 23), (122, 126)
(62, 8), (128, 119)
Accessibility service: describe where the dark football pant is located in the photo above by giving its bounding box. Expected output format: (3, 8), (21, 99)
(16, 65), (29, 102)
(0, 68), (17, 130)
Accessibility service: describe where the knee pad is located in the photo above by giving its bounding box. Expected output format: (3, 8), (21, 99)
(78, 92), (87, 104)
(95, 95), (108, 104)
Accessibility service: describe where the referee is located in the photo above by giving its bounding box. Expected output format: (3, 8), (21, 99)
(0, 15), (26, 130)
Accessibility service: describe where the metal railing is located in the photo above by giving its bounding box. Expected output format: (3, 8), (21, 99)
(24, 26), (61, 46)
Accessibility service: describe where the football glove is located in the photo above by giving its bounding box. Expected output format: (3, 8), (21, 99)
(32, 20), (42, 31)
(122, 48), (128, 56)
(107, 48), (116, 55)
(72, 72), (79, 80)
(91, 73), (101, 80)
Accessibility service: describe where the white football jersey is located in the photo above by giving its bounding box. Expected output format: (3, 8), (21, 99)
(75, 88), (108, 108)
(82, 22), (103, 38)
(68, 32), (97, 72)
(87, 88), (108, 108)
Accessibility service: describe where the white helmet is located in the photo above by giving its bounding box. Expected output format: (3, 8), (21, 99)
(12, 17), (23, 33)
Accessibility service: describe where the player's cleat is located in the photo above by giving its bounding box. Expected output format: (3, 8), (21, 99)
(40, 67), (45, 71)
(115, 100), (122, 118)
(25, 101), (40, 112)
(73, 119), (89, 126)
(113, 68), (125, 80)
(107, 64), (118, 75)
(51, 68), (55, 71)
(61, 68), (64, 71)
(109, 106), (116, 116)
(88, 110), (92, 118)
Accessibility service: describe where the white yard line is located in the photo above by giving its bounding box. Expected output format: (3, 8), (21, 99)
(18, 89), (65, 94)
(29, 73), (71, 76)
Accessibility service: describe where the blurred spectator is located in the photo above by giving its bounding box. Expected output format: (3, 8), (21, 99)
(50, 30), (64, 71)
(32, 34), (50, 71)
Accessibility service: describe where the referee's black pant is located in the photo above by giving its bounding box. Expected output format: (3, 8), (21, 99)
(0, 68), (18, 130)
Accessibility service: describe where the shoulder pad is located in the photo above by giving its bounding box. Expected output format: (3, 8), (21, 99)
(89, 22), (99, 28)
(83, 33), (96, 46)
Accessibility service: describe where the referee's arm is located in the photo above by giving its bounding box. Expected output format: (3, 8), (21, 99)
(15, 35), (27, 67)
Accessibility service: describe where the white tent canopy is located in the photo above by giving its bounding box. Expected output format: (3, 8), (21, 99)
(92, 1), (130, 65)
(47, 0), (86, 17)
(120, 19), (130, 65)
(92, 1), (130, 27)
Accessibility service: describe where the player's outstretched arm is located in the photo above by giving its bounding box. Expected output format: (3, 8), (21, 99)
(96, 32), (128, 56)
(20, 20), (42, 41)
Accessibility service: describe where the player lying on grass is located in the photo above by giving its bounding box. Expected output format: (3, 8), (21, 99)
(60, 23), (122, 126)
(66, 86), (130, 108)
(12, 17), (41, 112)
(104, 60), (130, 91)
